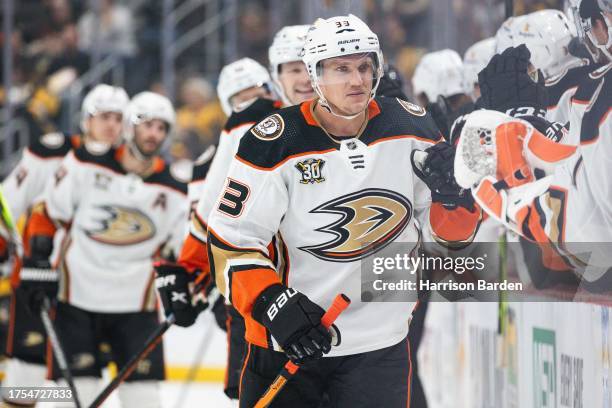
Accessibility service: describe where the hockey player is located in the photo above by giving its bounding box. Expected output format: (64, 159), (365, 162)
(189, 58), (274, 208)
(495, 10), (593, 125)
(457, 0), (612, 291)
(21, 91), (189, 407)
(156, 25), (314, 402)
(204, 15), (480, 407)
(411, 49), (475, 137)
(0, 84), (128, 406)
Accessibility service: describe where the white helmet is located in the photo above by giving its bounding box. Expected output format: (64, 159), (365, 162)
(216, 58), (272, 116)
(80, 84), (129, 132)
(462, 37), (496, 93)
(511, 10), (577, 78)
(411, 49), (467, 103)
(124, 91), (175, 156)
(301, 14), (384, 119)
(495, 15), (527, 54)
(269, 25), (311, 105)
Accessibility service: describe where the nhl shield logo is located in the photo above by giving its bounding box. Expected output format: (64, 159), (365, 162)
(251, 114), (285, 141)
(296, 158), (326, 184)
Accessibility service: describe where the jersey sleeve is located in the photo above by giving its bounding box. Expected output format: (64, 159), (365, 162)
(206, 153), (288, 317)
(191, 123), (253, 241)
(43, 151), (84, 225)
(2, 149), (56, 222)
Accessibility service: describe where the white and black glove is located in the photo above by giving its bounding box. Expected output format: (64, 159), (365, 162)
(154, 261), (210, 327)
(252, 284), (339, 365)
(19, 236), (57, 314)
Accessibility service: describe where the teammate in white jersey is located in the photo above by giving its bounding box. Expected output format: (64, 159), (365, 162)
(204, 15), (480, 407)
(188, 57), (274, 208)
(458, 0), (612, 291)
(157, 25), (315, 402)
(0, 84), (128, 407)
(23, 92), (189, 407)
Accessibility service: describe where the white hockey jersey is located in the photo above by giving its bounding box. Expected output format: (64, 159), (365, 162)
(189, 98), (281, 243)
(2, 132), (80, 223)
(207, 98), (481, 356)
(39, 145), (189, 312)
(545, 59), (597, 125)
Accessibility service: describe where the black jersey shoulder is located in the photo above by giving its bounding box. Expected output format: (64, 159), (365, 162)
(236, 103), (336, 169)
(223, 98), (282, 132)
(73, 143), (125, 174)
(236, 99), (443, 170)
(546, 61), (598, 107)
(359, 97), (443, 145)
(577, 64), (612, 144)
(28, 132), (78, 159)
(145, 162), (189, 195)
(73, 145), (187, 194)
(572, 64), (611, 103)
(191, 145), (216, 182)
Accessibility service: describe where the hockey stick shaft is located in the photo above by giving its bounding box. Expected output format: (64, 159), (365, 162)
(40, 297), (82, 408)
(88, 313), (176, 408)
(254, 294), (351, 408)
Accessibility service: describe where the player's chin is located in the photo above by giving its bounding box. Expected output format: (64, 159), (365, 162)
(342, 98), (368, 114)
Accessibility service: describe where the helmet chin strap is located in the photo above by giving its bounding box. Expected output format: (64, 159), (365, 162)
(313, 74), (382, 120)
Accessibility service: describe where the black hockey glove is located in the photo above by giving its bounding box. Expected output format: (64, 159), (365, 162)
(211, 295), (228, 332)
(155, 261), (208, 327)
(478, 45), (548, 119)
(411, 142), (475, 211)
(252, 284), (338, 365)
(19, 236), (57, 314)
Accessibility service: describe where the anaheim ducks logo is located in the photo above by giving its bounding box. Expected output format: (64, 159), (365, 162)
(84, 205), (156, 245)
(299, 189), (412, 262)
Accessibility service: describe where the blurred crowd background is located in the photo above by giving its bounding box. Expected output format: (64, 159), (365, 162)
(0, 0), (565, 175)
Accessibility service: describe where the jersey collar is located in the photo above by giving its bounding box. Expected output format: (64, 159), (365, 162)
(300, 98), (381, 127)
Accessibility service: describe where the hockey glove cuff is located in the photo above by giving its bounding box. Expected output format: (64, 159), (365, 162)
(155, 261), (201, 327)
(20, 258), (58, 315)
(411, 142), (475, 211)
(252, 284), (338, 365)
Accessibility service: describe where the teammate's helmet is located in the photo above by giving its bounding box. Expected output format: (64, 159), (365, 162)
(80, 84), (129, 133)
(462, 37), (496, 93)
(496, 16), (526, 53)
(569, 0), (612, 62)
(301, 14), (384, 118)
(269, 25), (311, 104)
(412, 49), (467, 103)
(124, 91), (175, 156)
(216, 58), (272, 116)
(512, 10), (576, 78)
